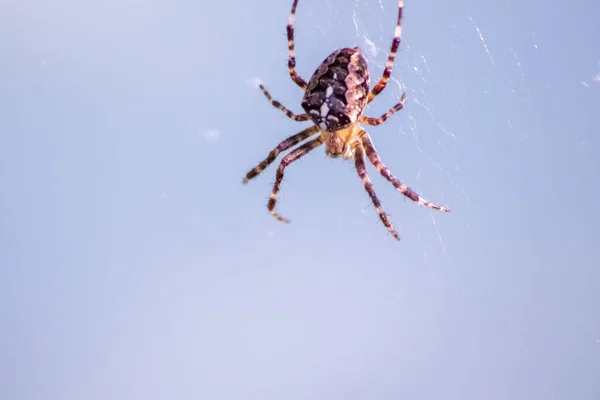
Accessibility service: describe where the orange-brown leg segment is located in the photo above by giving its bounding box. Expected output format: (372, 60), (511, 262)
(359, 130), (451, 212)
(243, 125), (319, 184)
(354, 142), (400, 240)
(367, 0), (404, 104)
(360, 93), (407, 126)
(268, 135), (324, 223)
(287, 0), (308, 90)
(259, 84), (310, 122)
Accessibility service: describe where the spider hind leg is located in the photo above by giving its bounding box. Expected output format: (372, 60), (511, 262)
(360, 130), (451, 212)
(354, 142), (400, 240)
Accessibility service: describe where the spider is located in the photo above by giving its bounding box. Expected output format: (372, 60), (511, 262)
(243, 0), (450, 240)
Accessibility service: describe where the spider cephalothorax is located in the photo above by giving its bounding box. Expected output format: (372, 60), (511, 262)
(243, 0), (450, 240)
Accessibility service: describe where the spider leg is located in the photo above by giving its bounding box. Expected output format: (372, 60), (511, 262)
(359, 130), (451, 212)
(367, 0), (404, 104)
(354, 141), (400, 240)
(268, 135), (324, 223)
(243, 125), (319, 184)
(287, 0), (308, 90)
(360, 92), (407, 126)
(259, 84), (310, 122)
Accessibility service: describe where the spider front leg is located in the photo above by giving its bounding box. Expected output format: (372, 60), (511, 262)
(243, 125), (319, 183)
(354, 142), (400, 240)
(367, 0), (404, 103)
(359, 130), (451, 212)
(360, 92), (407, 126)
(258, 84), (310, 122)
(287, 0), (308, 90)
(268, 135), (324, 223)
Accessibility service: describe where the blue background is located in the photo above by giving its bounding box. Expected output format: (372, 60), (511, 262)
(1, 0), (599, 399)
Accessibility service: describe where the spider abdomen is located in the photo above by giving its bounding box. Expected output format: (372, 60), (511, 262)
(301, 47), (370, 132)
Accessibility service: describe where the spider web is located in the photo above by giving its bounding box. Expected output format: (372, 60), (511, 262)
(240, 3), (600, 397)
(319, 2), (600, 356)
(273, 1), (462, 246)
(346, 0), (465, 282)
(298, 0), (550, 287)
(247, 1), (536, 281)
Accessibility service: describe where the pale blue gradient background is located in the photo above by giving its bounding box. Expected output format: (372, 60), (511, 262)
(1, 0), (599, 399)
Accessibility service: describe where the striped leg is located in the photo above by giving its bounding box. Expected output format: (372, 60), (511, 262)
(243, 125), (319, 184)
(287, 0), (307, 90)
(259, 84), (310, 122)
(360, 93), (407, 126)
(359, 130), (451, 212)
(354, 142), (400, 240)
(367, 0), (404, 103)
(268, 135), (324, 222)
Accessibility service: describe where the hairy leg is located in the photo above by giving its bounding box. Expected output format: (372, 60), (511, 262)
(287, 0), (308, 90)
(258, 84), (310, 122)
(360, 93), (406, 126)
(243, 125), (319, 183)
(268, 135), (324, 222)
(354, 142), (400, 240)
(360, 130), (451, 212)
(367, 0), (404, 103)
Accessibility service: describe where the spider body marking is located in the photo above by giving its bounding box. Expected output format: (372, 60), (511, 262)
(243, 0), (450, 240)
(301, 47), (369, 159)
